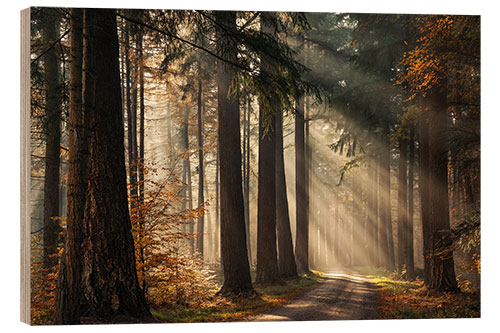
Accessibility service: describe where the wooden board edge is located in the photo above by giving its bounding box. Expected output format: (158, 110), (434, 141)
(20, 6), (31, 326)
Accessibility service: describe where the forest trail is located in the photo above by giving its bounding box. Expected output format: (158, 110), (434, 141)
(248, 269), (379, 321)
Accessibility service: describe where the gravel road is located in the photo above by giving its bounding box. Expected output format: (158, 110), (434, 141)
(248, 269), (379, 321)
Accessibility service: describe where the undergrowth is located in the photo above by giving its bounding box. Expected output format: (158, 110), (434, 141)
(152, 273), (321, 322)
(357, 266), (480, 319)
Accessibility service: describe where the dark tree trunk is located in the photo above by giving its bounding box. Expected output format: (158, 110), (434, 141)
(215, 10), (253, 294)
(294, 34), (309, 274)
(214, 147), (220, 263)
(137, 24), (146, 292)
(166, 85), (174, 161)
(275, 94), (298, 279)
(125, 22), (137, 207)
(42, 10), (61, 270)
(351, 139), (363, 266)
(181, 105), (195, 253)
(255, 11), (281, 285)
(196, 79), (205, 257)
(360, 173), (369, 266)
(295, 97), (309, 274)
(366, 158), (378, 267)
(305, 95), (312, 267)
(138, 25), (145, 206)
(418, 98), (432, 285)
(426, 80), (458, 291)
(397, 136), (408, 275)
(54, 9), (85, 324)
(81, 9), (151, 319)
(379, 127), (395, 271)
(407, 124), (415, 279)
(243, 98), (252, 265)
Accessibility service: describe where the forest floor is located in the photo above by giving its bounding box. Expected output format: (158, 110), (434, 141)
(358, 267), (481, 319)
(247, 269), (379, 321)
(152, 267), (480, 323)
(152, 273), (322, 322)
(247, 267), (480, 321)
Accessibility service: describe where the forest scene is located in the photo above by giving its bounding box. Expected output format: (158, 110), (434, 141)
(27, 7), (480, 325)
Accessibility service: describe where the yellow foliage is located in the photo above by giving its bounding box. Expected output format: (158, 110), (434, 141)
(129, 162), (218, 307)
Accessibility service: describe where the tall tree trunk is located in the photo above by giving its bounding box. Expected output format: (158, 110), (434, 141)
(352, 168), (363, 266)
(426, 79), (458, 291)
(379, 126), (395, 271)
(244, 97), (252, 265)
(276, 100), (298, 279)
(407, 124), (415, 279)
(42, 10), (61, 270)
(397, 136), (408, 275)
(81, 9), (151, 319)
(166, 87), (174, 161)
(418, 98), (432, 285)
(294, 84), (309, 273)
(373, 162), (381, 267)
(137, 24), (146, 292)
(204, 183), (212, 262)
(125, 22), (137, 208)
(214, 147), (220, 264)
(360, 173), (368, 266)
(181, 105), (195, 253)
(196, 79), (205, 257)
(256, 11), (280, 285)
(54, 9), (85, 324)
(215, 10), (253, 294)
(304, 97), (312, 267)
(366, 158), (378, 267)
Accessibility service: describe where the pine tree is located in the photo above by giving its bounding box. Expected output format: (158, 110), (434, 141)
(215, 10), (253, 294)
(80, 9), (151, 319)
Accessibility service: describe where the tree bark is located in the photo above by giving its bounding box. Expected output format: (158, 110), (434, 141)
(426, 80), (458, 291)
(42, 9), (61, 270)
(54, 9), (85, 324)
(81, 9), (151, 319)
(180, 105), (195, 253)
(215, 10), (253, 294)
(137, 24), (146, 291)
(397, 136), (408, 275)
(196, 79), (205, 257)
(276, 110), (297, 278)
(365, 158), (378, 267)
(125, 22), (137, 208)
(214, 147), (220, 264)
(418, 98), (432, 285)
(244, 97), (252, 265)
(255, 11), (281, 285)
(379, 126), (395, 271)
(295, 92), (308, 273)
(407, 124), (415, 279)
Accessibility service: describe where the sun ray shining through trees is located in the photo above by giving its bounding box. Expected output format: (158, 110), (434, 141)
(24, 7), (480, 325)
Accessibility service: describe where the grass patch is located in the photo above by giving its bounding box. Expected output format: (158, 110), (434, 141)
(357, 267), (480, 319)
(152, 273), (321, 323)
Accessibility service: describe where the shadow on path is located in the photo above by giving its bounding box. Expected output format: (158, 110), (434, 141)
(247, 268), (379, 322)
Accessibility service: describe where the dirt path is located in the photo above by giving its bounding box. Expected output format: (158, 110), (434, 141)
(248, 269), (379, 321)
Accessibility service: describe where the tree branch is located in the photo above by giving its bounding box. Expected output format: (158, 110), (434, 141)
(31, 29), (70, 65)
(116, 12), (252, 73)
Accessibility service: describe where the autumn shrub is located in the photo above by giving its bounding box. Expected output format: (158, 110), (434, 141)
(30, 232), (63, 325)
(129, 161), (218, 307)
